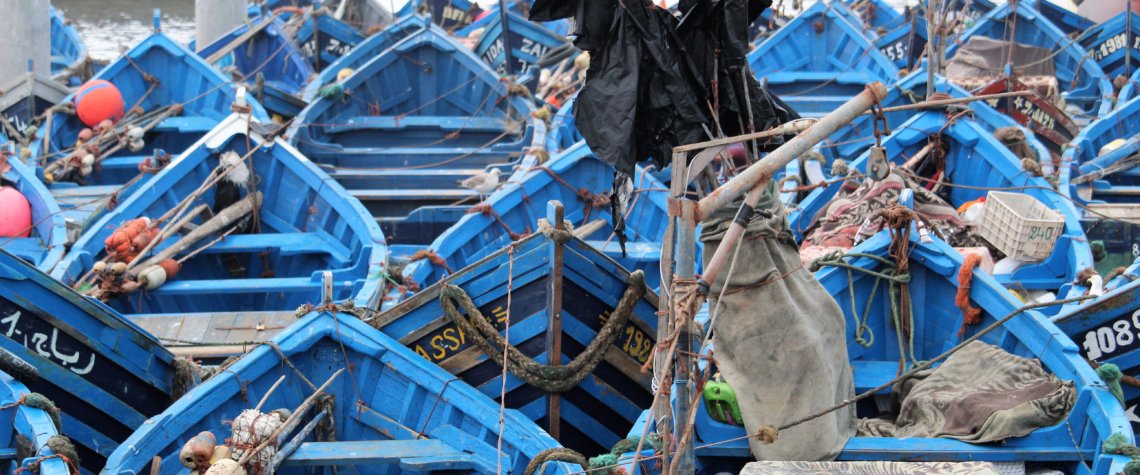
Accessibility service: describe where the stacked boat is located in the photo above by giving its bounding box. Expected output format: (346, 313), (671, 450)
(7, 1), (1140, 474)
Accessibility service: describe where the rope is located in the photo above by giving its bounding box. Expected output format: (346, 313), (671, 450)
(1104, 432), (1140, 475)
(523, 448), (588, 475)
(1096, 363), (1126, 405)
(407, 249), (453, 273)
(439, 271), (646, 393)
(467, 203), (525, 241)
(956, 253), (983, 336)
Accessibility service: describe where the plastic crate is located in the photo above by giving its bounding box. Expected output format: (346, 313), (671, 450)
(977, 191), (1064, 262)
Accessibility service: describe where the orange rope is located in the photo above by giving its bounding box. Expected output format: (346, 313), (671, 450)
(956, 253), (983, 336)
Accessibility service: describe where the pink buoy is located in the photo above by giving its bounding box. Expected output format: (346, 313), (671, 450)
(0, 186), (32, 238)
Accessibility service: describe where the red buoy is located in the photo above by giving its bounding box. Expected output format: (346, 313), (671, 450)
(0, 186), (32, 238)
(74, 80), (125, 128)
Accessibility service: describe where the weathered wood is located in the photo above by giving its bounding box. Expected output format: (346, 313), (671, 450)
(741, 461), (1008, 474)
(546, 201), (565, 439)
(281, 440), (486, 472)
(135, 192), (263, 271)
(236, 368), (343, 466)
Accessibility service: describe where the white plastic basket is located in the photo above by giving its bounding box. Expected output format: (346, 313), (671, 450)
(977, 191), (1064, 262)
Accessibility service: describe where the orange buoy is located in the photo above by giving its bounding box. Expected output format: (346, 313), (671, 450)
(0, 186), (32, 238)
(74, 80), (125, 127)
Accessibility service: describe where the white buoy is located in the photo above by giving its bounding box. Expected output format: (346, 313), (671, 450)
(0, 0), (50, 85)
(195, 0), (246, 51)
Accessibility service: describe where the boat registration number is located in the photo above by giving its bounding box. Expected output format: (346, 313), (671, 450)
(1092, 32), (1140, 62)
(1080, 309), (1140, 361)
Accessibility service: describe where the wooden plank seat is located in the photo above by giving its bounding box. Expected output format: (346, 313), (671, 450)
(148, 233), (351, 263)
(325, 116), (507, 134)
(152, 116), (219, 134)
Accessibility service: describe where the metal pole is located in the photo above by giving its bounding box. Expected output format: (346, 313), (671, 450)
(195, 0), (247, 51)
(0, 0), (49, 85)
(497, 0), (515, 76)
(695, 82), (889, 222)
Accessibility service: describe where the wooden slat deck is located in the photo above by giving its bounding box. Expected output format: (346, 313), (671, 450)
(129, 311), (297, 358)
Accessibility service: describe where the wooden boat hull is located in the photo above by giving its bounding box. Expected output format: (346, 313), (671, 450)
(0, 72), (70, 140)
(1079, 11), (1140, 83)
(33, 20), (269, 227)
(102, 310), (577, 475)
(294, 12), (366, 72)
(399, 140), (676, 294)
(52, 111), (386, 354)
(289, 24), (534, 246)
(0, 248), (179, 473)
(1063, 95), (1140, 205)
(792, 111), (1092, 313)
(299, 14), (430, 103)
(375, 224), (659, 456)
(196, 16), (316, 119)
(1, 155), (66, 272)
(0, 370), (70, 475)
(948, 0), (1114, 119)
(471, 10), (570, 90)
(50, 7), (89, 85)
(619, 231), (1131, 475)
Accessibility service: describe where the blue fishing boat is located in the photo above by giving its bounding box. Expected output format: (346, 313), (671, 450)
(1078, 10), (1140, 85)
(195, 15), (316, 119)
(399, 0), (477, 30)
(288, 24), (534, 245)
(747, 0), (900, 118)
(1052, 256), (1140, 438)
(33, 12), (269, 227)
(0, 62), (70, 142)
(293, 11), (366, 72)
(546, 96), (581, 153)
(299, 14), (430, 103)
(52, 110), (386, 357)
(1120, 68), (1140, 102)
(1063, 95), (1140, 205)
(400, 140), (674, 294)
(264, 0), (394, 31)
(946, 0), (1114, 120)
(614, 229), (1131, 474)
(470, 9), (571, 90)
(0, 369), (71, 475)
(102, 310), (577, 475)
(1035, 0), (1096, 37)
(50, 6), (89, 85)
(792, 110), (1092, 312)
(844, 0), (906, 33)
(816, 69), (1053, 178)
(375, 203), (659, 456)
(1, 152), (66, 272)
(0, 247), (181, 473)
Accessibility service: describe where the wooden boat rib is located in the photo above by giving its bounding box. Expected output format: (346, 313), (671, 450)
(947, 0), (1114, 120)
(102, 310), (577, 475)
(289, 23), (534, 245)
(375, 214), (659, 455)
(0, 153), (67, 272)
(52, 109), (386, 358)
(50, 6), (89, 85)
(791, 110), (1093, 312)
(748, 0), (900, 118)
(299, 14), (430, 103)
(196, 15), (316, 119)
(34, 13), (270, 227)
(618, 230), (1131, 474)
(399, 140), (675, 294)
(0, 248), (179, 473)
(0, 369), (71, 475)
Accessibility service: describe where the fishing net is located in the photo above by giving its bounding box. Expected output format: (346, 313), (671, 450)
(702, 179), (854, 461)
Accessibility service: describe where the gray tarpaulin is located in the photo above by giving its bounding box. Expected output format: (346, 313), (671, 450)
(701, 179), (855, 461)
(945, 36), (1056, 79)
(858, 341), (1076, 442)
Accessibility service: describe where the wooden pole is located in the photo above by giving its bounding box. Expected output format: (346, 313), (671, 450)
(545, 200), (564, 440)
(134, 192), (262, 271)
(237, 368), (344, 466)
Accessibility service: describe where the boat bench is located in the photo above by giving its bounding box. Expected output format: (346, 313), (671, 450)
(149, 232), (351, 264)
(350, 188), (477, 201)
(853, 360), (908, 395)
(766, 71), (877, 86)
(152, 116), (219, 135)
(325, 116), (507, 134)
(147, 276), (353, 296)
(283, 425), (501, 473)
